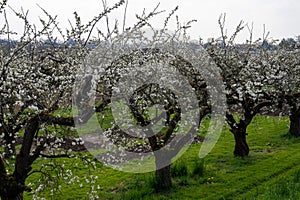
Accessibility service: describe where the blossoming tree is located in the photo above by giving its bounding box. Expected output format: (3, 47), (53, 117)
(0, 0), (125, 199)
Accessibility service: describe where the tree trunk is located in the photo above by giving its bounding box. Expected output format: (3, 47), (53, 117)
(155, 164), (172, 190)
(233, 128), (249, 157)
(1, 192), (23, 200)
(0, 175), (25, 200)
(0, 117), (39, 200)
(289, 111), (300, 137)
(153, 150), (172, 191)
(226, 113), (251, 157)
(148, 132), (173, 191)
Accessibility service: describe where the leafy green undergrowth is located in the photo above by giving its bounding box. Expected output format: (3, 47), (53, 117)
(23, 115), (300, 199)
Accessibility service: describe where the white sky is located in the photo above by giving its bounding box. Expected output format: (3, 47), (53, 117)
(2, 0), (300, 42)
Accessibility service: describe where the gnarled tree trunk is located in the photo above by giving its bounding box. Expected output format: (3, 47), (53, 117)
(232, 127), (249, 157)
(226, 113), (252, 157)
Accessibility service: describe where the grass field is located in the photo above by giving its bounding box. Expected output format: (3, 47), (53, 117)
(24, 115), (300, 199)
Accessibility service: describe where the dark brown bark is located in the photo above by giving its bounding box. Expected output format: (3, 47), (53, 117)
(226, 113), (251, 157)
(0, 170), (26, 200)
(155, 164), (172, 190)
(148, 136), (172, 191)
(0, 117), (40, 200)
(0, 118), (36, 200)
(289, 109), (300, 137)
(14, 116), (39, 184)
(1, 189), (24, 200)
(233, 128), (249, 157)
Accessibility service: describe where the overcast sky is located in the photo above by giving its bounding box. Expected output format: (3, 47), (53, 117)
(3, 0), (300, 42)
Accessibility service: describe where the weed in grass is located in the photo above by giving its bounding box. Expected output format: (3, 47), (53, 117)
(293, 169), (300, 183)
(171, 161), (188, 178)
(119, 189), (143, 200)
(192, 158), (205, 177)
(149, 176), (159, 190)
(118, 178), (154, 199)
(119, 187), (154, 200)
(177, 176), (189, 187)
(148, 176), (168, 193)
(274, 180), (290, 197)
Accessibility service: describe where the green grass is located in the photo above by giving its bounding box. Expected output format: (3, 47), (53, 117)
(22, 115), (300, 199)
